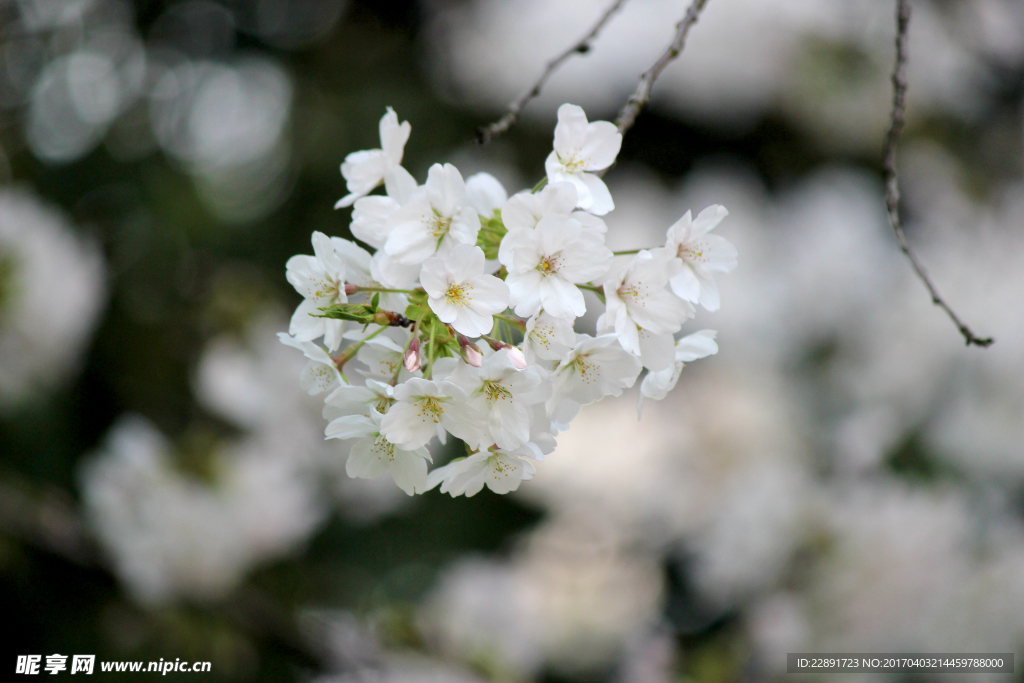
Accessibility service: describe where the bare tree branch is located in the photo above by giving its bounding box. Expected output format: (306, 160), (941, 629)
(476, 0), (629, 144)
(614, 0), (709, 136)
(883, 0), (993, 348)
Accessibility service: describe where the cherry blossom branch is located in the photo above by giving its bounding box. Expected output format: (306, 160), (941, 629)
(476, 0), (630, 144)
(613, 0), (709, 136)
(882, 0), (993, 348)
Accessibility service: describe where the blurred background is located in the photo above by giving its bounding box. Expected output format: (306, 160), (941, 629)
(1, 0), (1023, 680)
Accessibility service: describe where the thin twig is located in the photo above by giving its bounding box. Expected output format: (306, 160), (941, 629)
(614, 0), (709, 136)
(882, 0), (993, 348)
(476, 0), (629, 144)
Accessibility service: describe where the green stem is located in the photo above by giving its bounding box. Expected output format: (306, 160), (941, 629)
(612, 249), (642, 255)
(578, 283), (606, 304)
(425, 322), (436, 379)
(332, 325), (388, 379)
(531, 177), (548, 194)
(493, 313), (527, 332)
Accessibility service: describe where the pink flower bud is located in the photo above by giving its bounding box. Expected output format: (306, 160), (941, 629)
(344, 283), (359, 296)
(457, 334), (483, 368)
(404, 339), (421, 372)
(507, 345), (528, 370)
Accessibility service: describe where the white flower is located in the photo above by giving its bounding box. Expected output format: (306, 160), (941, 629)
(323, 378), (395, 421)
(325, 410), (431, 495)
(599, 249), (694, 369)
(544, 104), (621, 215)
(525, 403), (558, 459)
(285, 231), (347, 351)
(663, 205), (737, 311)
(420, 244), (510, 337)
(380, 378), (485, 450)
(548, 334), (642, 411)
(0, 187), (106, 410)
(426, 446), (538, 497)
(384, 163), (481, 265)
(276, 333), (344, 395)
(330, 236), (408, 312)
(523, 310), (575, 363)
(464, 172), (508, 216)
(502, 181), (578, 231)
(637, 330), (719, 417)
(498, 181), (607, 265)
(335, 107), (411, 208)
(448, 349), (550, 450)
(349, 166), (420, 249)
(501, 214), (612, 320)
(355, 331), (420, 381)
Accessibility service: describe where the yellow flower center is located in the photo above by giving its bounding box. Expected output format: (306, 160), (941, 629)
(418, 396), (444, 423)
(482, 380), (511, 403)
(538, 254), (561, 275)
(679, 241), (706, 263)
(445, 283), (472, 306)
(571, 354), (598, 384)
(370, 435), (395, 462)
(561, 151), (585, 172)
(430, 214), (452, 238)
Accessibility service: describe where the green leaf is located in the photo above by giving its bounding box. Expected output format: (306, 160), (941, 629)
(429, 317), (449, 339)
(318, 303), (373, 322)
(370, 292), (380, 311)
(404, 304), (426, 321)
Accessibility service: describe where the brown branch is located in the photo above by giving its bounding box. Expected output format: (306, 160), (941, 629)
(614, 0), (709, 136)
(476, 0), (629, 144)
(882, 0), (993, 348)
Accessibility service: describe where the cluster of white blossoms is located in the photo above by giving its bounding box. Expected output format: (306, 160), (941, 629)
(279, 104), (736, 498)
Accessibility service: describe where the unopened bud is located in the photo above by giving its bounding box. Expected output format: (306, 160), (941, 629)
(344, 283), (359, 296)
(457, 334), (484, 367)
(404, 339), (421, 372)
(507, 345), (528, 370)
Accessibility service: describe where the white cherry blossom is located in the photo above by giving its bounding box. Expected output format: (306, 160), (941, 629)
(276, 333), (344, 395)
(544, 104), (621, 215)
(637, 330), (719, 417)
(353, 330), (418, 381)
(420, 245), (510, 337)
(548, 334), (642, 411)
(599, 249), (694, 369)
(381, 378), (485, 450)
(330, 236), (409, 312)
(465, 172), (508, 216)
(350, 166), (420, 249)
(498, 182), (607, 265)
(426, 446), (538, 497)
(448, 349), (550, 450)
(325, 410), (431, 495)
(523, 311), (575, 363)
(282, 102), (738, 500)
(663, 205), (737, 311)
(285, 231), (347, 351)
(385, 163), (481, 265)
(335, 108), (411, 208)
(501, 214), (612, 320)
(323, 378), (395, 422)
